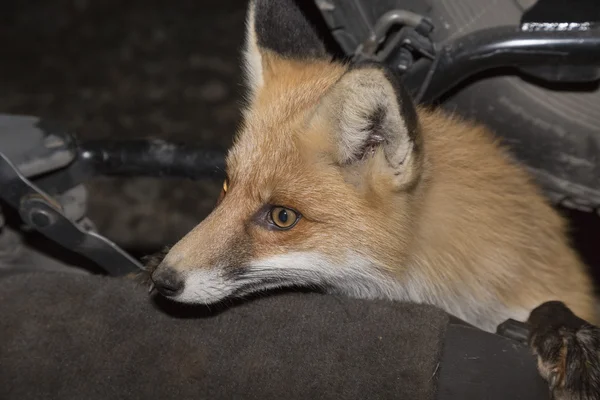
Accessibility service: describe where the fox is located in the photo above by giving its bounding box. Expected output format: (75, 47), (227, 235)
(147, 0), (598, 335)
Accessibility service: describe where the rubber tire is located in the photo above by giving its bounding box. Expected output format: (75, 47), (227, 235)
(422, 0), (600, 208)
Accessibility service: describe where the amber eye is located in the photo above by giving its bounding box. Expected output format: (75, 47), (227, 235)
(222, 178), (228, 194)
(269, 206), (300, 230)
(216, 178), (229, 206)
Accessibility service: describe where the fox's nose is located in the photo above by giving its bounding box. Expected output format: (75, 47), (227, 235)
(151, 266), (184, 297)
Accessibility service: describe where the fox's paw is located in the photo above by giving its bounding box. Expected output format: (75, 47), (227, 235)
(527, 301), (600, 400)
(124, 270), (153, 288)
(140, 246), (170, 275)
(124, 246), (171, 292)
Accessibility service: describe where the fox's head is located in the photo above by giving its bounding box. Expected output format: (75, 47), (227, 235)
(150, 0), (425, 304)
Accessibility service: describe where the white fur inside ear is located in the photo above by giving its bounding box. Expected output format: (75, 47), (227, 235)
(243, 1), (264, 97)
(321, 70), (410, 165)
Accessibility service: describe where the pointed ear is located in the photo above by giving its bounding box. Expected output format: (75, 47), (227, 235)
(311, 64), (423, 189)
(242, 0), (330, 98)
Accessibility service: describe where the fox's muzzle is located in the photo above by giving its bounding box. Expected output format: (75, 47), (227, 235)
(151, 264), (185, 298)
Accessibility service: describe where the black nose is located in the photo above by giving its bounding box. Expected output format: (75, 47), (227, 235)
(151, 267), (184, 297)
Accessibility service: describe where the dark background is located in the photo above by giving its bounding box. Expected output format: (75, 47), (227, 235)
(1, 0), (599, 280)
(0, 0), (246, 252)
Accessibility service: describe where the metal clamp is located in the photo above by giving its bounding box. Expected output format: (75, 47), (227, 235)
(0, 151), (143, 276)
(352, 9), (435, 72)
(496, 318), (530, 345)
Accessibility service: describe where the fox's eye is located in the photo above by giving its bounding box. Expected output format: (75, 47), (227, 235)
(216, 178), (229, 206)
(269, 206), (300, 230)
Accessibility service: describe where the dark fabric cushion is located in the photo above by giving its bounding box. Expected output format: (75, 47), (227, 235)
(0, 272), (449, 400)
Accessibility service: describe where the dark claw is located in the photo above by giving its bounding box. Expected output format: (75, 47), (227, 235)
(140, 246), (171, 295)
(141, 246), (171, 275)
(122, 246), (171, 294)
(548, 370), (559, 391)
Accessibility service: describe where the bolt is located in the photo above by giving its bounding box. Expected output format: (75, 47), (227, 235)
(28, 208), (56, 228)
(397, 61), (409, 72)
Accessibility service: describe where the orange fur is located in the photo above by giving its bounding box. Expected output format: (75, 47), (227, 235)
(152, 2), (597, 332)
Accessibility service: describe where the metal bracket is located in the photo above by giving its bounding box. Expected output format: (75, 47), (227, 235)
(402, 24), (600, 104)
(496, 318), (530, 345)
(352, 9), (435, 74)
(352, 10), (428, 58)
(348, 9), (436, 104)
(0, 151), (143, 276)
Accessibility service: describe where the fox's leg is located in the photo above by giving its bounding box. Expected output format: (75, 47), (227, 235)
(527, 301), (600, 400)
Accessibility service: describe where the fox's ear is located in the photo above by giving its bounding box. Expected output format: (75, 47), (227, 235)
(243, 0), (329, 98)
(311, 64), (423, 189)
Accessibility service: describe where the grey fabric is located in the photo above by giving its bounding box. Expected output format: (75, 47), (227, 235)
(0, 272), (449, 400)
